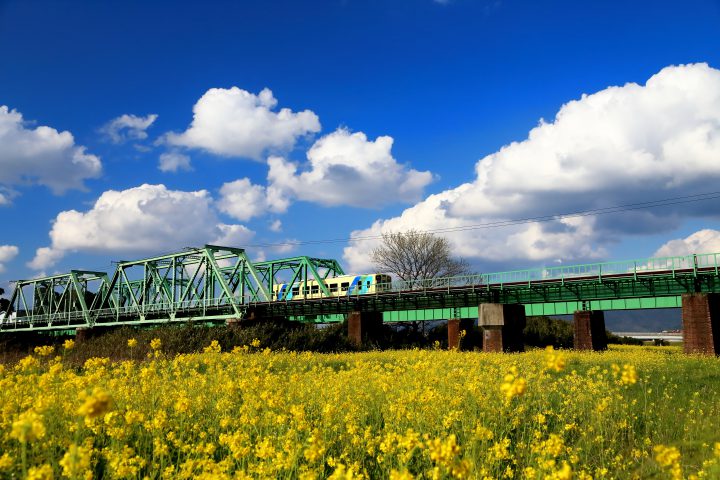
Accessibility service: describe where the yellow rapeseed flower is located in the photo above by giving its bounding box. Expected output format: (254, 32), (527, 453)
(389, 469), (414, 480)
(203, 340), (222, 353)
(10, 409), (46, 443)
(63, 339), (75, 350)
(654, 445), (682, 480)
(149, 338), (161, 350)
(304, 429), (326, 463)
(77, 388), (113, 419)
(0, 342), (716, 478)
(547, 462), (573, 480)
(500, 370), (527, 402)
(427, 434), (460, 466)
(59, 443), (93, 479)
(544, 346), (566, 372)
(34, 345), (55, 357)
(26, 464), (54, 480)
(621, 364), (638, 385)
(127, 338), (138, 348)
(17, 355), (40, 371)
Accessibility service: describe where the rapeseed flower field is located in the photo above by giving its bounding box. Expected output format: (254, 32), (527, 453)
(0, 342), (718, 479)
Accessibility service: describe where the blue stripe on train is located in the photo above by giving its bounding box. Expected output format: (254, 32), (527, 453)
(346, 276), (361, 296)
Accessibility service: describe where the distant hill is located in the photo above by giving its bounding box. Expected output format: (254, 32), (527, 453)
(552, 308), (681, 332)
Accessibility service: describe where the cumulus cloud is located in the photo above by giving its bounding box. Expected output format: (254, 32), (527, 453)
(344, 63), (720, 272)
(27, 247), (64, 271)
(158, 152), (192, 172)
(29, 184), (255, 270)
(0, 188), (15, 206)
(216, 129), (432, 219)
(269, 219), (283, 232)
(213, 224), (256, 246)
(101, 113), (158, 144)
(653, 229), (720, 258)
(0, 245), (19, 274)
(268, 128), (434, 208)
(0, 106), (101, 195)
(217, 178), (279, 222)
(164, 87), (320, 160)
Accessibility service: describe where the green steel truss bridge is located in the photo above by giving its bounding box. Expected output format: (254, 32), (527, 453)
(1, 245), (719, 332)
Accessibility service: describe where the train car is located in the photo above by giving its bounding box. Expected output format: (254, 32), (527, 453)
(272, 273), (392, 301)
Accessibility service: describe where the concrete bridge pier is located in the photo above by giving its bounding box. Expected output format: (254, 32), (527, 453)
(447, 318), (474, 350)
(478, 304), (526, 352)
(573, 310), (607, 351)
(226, 318), (243, 328)
(682, 293), (720, 355)
(75, 327), (93, 343)
(347, 311), (383, 346)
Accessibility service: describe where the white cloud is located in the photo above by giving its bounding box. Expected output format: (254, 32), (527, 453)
(268, 128), (434, 208)
(27, 247), (64, 271)
(654, 229), (720, 258)
(213, 129), (434, 221)
(164, 87), (320, 160)
(101, 113), (158, 144)
(344, 63), (720, 272)
(0, 245), (19, 273)
(158, 152), (192, 172)
(213, 224), (255, 247)
(217, 178), (276, 222)
(269, 219), (283, 232)
(0, 106), (101, 195)
(29, 184), (255, 270)
(0, 188), (14, 206)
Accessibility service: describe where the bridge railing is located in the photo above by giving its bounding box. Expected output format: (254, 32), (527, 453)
(373, 252), (720, 293)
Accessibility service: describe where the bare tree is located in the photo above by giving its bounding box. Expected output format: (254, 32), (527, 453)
(370, 230), (470, 282)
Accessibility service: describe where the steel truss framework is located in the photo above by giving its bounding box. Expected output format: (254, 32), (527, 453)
(2, 250), (720, 332)
(1, 246), (314, 331)
(253, 257), (345, 300)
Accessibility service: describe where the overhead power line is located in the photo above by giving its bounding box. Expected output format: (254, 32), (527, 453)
(246, 190), (720, 249)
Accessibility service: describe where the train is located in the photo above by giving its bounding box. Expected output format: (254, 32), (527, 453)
(272, 273), (392, 301)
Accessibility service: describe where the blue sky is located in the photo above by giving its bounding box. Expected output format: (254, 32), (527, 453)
(1, 0), (720, 287)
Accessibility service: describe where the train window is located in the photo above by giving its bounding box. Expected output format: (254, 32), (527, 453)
(303, 286), (310, 294)
(311, 285), (319, 294)
(329, 283), (338, 292)
(341, 282), (349, 291)
(292, 287), (299, 296)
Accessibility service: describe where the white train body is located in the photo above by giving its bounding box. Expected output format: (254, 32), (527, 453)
(272, 274), (392, 301)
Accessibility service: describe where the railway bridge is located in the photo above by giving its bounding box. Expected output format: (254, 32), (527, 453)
(1, 245), (719, 355)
